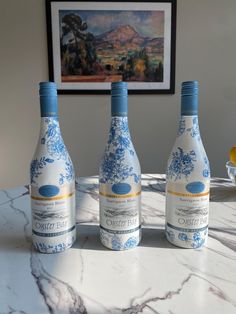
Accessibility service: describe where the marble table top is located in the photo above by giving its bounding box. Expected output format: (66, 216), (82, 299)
(0, 174), (236, 314)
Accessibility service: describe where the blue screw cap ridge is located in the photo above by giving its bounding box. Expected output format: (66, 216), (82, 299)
(39, 82), (58, 117)
(181, 80), (199, 116)
(111, 82), (128, 117)
(39, 82), (57, 97)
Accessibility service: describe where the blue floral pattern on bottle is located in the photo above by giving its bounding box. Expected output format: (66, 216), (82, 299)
(42, 117), (68, 160)
(100, 117), (140, 184)
(111, 235), (122, 250)
(30, 157), (54, 184)
(124, 236), (139, 249)
(176, 231), (206, 248)
(167, 147), (197, 181)
(100, 230), (139, 250)
(178, 233), (188, 241)
(31, 117), (74, 185)
(186, 117), (200, 140)
(178, 117), (200, 140)
(191, 232), (205, 248)
(59, 161), (75, 185)
(166, 230), (175, 242)
(178, 118), (186, 136)
(203, 156), (210, 178)
(34, 237), (75, 253)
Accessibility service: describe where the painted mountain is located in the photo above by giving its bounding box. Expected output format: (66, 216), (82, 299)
(60, 16), (164, 82)
(95, 25), (163, 52)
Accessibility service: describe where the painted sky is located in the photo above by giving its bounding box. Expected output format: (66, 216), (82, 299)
(59, 10), (164, 38)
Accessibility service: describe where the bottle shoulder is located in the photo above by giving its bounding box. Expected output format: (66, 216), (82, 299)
(171, 115), (208, 157)
(166, 141), (210, 183)
(32, 140), (70, 162)
(99, 147), (141, 184)
(102, 117), (140, 166)
(166, 115), (210, 183)
(31, 117), (74, 186)
(171, 137), (207, 157)
(99, 116), (141, 184)
(30, 157), (74, 186)
(33, 116), (71, 161)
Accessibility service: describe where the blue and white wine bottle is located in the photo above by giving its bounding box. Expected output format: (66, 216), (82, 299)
(30, 82), (76, 253)
(165, 81), (210, 248)
(99, 82), (141, 250)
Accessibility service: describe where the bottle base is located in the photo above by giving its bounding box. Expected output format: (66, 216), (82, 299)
(165, 224), (208, 249)
(32, 228), (76, 254)
(100, 228), (141, 251)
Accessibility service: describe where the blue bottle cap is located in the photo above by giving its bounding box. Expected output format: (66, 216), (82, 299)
(111, 82), (128, 116)
(181, 80), (198, 96)
(39, 82), (58, 117)
(111, 81), (128, 97)
(39, 82), (57, 97)
(181, 80), (199, 115)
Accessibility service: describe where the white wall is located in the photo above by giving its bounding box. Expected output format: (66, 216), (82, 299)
(0, 0), (236, 188)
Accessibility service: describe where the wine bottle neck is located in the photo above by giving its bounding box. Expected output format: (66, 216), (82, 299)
(111, 96), (128, 117)
(180, 114), (198, 124)
(111, 115), (129, 124)
(181, 96), (198, 116)
(181, 81), (198, 115)
(40, 96), (58, 117)
(39, 82), (58, 117)
(178, 115), (200, 137)
(39, 117), (60, 137)
(109, 116), (131, 139)
(111, 82), (128, 117)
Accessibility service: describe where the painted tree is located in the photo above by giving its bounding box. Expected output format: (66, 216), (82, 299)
(61, 13), (96, 75)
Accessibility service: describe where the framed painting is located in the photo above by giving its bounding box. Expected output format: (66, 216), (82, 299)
(46, 0), (176, 94)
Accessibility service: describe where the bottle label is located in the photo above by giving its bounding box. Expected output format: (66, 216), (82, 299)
(99, 183), (141, 232)
(31, 182), (75, 238)
(166, 181), (209, 229)
(166, 181), (209, 248)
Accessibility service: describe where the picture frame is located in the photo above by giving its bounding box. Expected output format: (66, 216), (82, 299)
(46, 0), (176, 94)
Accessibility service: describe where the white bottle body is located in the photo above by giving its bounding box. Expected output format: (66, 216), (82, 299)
(30, 117), (76, 253)
(99, 117), (141, 250)
(165, 116), (210, 248)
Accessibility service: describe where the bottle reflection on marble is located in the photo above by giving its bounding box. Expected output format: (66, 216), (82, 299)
(165, 81), (210, 248)
(99, 82), (141, 250)
(30, 82), (76, 253)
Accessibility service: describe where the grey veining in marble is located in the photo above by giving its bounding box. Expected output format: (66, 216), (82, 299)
(0, 175), (236, 314)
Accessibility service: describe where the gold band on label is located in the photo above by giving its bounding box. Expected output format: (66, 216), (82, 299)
(167, 190), (209, 198)
(31, 192), (75, 201)
(99, 191), (141, 199)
